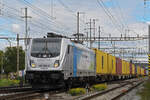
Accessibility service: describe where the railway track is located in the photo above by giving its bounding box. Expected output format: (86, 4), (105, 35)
(0, 78), (145, 100)
(0, 88), (66, 100)
(44, 78), (143, 100)
(0, 85), (32, 93)
(111, 81), (143, 100)
(74, 78), (144, 100)
(0, 90), (42, 100)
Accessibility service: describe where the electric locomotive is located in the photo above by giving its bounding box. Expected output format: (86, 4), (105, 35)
(25, 33), (96, 89)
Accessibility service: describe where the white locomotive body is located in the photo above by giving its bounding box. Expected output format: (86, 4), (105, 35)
(25, 36), (96, 89)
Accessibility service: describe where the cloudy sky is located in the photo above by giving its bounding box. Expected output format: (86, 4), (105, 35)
(0, 0), (149, 62)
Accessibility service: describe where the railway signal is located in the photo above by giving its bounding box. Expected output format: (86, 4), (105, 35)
(148, 54), (150, 76)
(149, 24), (150, 77)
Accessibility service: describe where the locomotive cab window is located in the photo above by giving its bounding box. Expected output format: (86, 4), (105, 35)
(31, 38), (62, 58)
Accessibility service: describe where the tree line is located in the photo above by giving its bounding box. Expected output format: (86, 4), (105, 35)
(0, 46), (25, 75)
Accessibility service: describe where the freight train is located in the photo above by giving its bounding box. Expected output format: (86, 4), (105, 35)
(25, 33), (146, 89)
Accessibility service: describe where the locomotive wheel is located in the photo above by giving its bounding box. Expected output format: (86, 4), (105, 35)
(65, 81), (72, 90)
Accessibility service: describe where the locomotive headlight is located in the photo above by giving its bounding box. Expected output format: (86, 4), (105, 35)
(31, 63), (36, 68)
(54, 60), (59, 68)
(30, 60), (36, 68)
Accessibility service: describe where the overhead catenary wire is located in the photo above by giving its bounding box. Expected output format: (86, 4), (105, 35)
(8, 0), (73, 34)
(96, 0), (124, 34)
(114, 0), (128, 27)
(99, 0), (124, 33)
(109, 0), (127, 30)
(4, 0), (82, 36)
(96, 0), (148, 61)
(2, 5), (68, 36)
(3, 1), (72, 35)
(3, 3), (52, 28)
(31, 0), (82, 26)
(57, 0), (85, 25)
(18, 0), (75, 33)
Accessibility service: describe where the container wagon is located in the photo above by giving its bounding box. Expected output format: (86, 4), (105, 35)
(116, 57), (122, 79)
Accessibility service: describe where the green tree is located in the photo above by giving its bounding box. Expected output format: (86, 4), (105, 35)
(3, 46), (25, 74)
(0, 50), (4, 73)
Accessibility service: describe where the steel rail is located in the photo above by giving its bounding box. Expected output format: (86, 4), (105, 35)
(111, 81), (144, 100)
(0, 85), (32, 93)
(75, 79), (143, 100)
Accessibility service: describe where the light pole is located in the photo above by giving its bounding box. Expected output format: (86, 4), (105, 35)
(17, 34), (19, 77)
(12, 24), (21, 77)
(21, 8), (31, 72)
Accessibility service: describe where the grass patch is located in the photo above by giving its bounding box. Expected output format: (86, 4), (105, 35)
(69, 88), (86, 96)
(92, 83), (107, 91)
(0, 79), (20, 87)
(137, 79), (150, 100)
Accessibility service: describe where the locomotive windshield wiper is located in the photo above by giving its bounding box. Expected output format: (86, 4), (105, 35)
(45, 40), (52, 56)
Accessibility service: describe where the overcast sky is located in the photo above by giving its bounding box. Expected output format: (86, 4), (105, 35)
(0, 0), (149, 62)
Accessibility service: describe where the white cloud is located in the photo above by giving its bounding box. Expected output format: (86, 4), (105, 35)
(12, 24), (20, 33)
